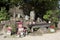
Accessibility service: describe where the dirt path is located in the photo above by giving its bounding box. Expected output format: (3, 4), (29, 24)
(0, 30), (60, 40)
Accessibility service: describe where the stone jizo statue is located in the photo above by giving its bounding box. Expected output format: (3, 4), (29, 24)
(25, 15), (29, 21)
(30, 10), (35, 21)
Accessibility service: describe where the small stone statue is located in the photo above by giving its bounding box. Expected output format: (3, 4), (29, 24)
(30, 10), (35, 21)
(6, 26), (12, 36)
(25, 15), (29, 21)
(37, 17), (42, 23)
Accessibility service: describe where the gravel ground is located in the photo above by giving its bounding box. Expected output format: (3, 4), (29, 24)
(0, 30), (60, 40)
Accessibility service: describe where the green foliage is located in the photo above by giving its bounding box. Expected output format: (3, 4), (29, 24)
(51, 17), (58, 22)
(9, 0), (24, 6)
(43, 10), (52, 20)
(0, 7), (8, 21)
(0, 0), (58, 20)
(11, 24), (16, 33)
(58, 10), (60, 18)
(43, 10), (59, 22)
(0, 0), (58, 11)
(43, 15), (50, 20)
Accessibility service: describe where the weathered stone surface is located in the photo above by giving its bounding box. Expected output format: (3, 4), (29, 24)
(58, 21), (60, 29)
(9, 6), (24, 18)
(30, 10), (35, 21)
(25, 15), (29, 21)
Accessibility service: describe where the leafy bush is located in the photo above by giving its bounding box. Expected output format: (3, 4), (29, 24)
(11, 23), (17, 33)
(0, 7), (10, 21)
(43, 10), (59, 23)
